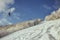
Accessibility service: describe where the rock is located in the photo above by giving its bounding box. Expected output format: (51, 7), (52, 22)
(45, 8), (60, 21)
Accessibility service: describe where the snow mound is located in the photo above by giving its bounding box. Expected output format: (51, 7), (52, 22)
(0, 19), (60, 40)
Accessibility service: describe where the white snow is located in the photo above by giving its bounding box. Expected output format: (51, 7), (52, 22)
(0, 19), (60, 40)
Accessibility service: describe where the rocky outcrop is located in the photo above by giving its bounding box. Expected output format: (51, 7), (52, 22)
(45, 8), (60, 21)
(0, 18), (42, 38)
(0, 19), (60, 40)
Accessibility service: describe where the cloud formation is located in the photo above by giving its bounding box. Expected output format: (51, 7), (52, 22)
(0, 0), (15, 13)
(10, 7), (15, 13)
(0, 0), (15, 25)
(0, 18), (12, 25)
(43, 5), (52, 10)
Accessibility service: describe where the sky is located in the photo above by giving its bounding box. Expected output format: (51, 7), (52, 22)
(0, 0), (60, 25)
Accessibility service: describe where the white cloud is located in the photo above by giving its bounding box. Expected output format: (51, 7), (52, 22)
(0, 18), (12, 25)
(0, 0), (15, 25)
(13, 13), (21, 20)
(43, 5), (52, 10)
(0, 0), (15, 13)
(4, 7), (15, 16)
(10, 7), (15, 13)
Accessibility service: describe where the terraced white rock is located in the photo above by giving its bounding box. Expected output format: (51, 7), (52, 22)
(0, 19), (60, 40)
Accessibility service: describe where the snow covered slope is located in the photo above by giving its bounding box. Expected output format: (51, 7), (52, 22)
(0, 19), (60, 40)
(0, 18), (42, 37)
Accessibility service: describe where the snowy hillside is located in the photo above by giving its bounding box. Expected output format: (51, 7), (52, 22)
(0, 18), (42, 37)
(0, 19), (60, 40)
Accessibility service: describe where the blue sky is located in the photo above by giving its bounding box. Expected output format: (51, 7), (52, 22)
(13, 0), (59, 21)
(0, 0), (60, 25)
(14, 0), (58, 20)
